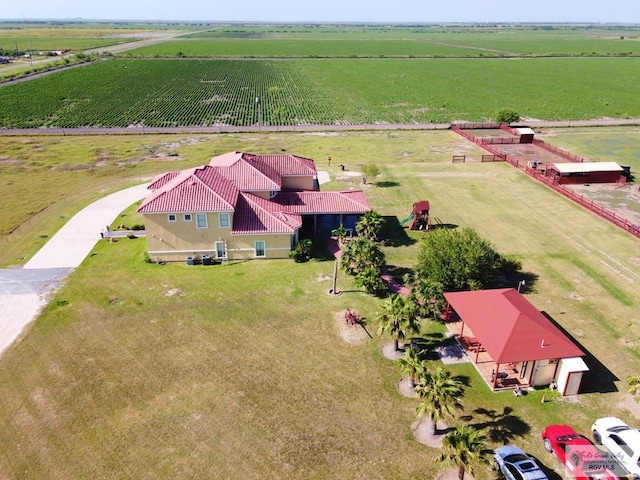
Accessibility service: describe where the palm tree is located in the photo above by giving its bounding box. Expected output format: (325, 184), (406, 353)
(628, 374), (640, 395)
(437, 425), (489, 480)
(396, 346), (427, 388)
(409, 278), (445, 320)
(356, 210), (384, 241)
(340, 237), (385, 276)
(376, 293), (420, 351)
(415, 367), (464, 435)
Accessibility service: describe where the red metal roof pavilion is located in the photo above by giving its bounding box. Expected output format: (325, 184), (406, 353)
(443, 288), (584, 388)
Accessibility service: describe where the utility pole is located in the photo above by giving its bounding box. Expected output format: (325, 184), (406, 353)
(255, 95), (261, 132)
(23, 16), (33, 65)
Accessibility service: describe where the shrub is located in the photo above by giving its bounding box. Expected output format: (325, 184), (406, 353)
(495, 109), (520, 124)
(289, 239), (313, 262)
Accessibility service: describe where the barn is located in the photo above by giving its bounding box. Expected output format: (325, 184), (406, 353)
(515, 127), (535, 144)
(546, 162), (624, 185)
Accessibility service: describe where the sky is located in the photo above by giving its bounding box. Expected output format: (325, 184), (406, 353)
(3, 0), (639, 24)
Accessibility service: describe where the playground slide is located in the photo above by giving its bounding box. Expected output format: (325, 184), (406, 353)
(399, 213), (413, 226)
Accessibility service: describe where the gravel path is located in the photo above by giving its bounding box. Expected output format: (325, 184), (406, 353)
(0, 118), (638, 136)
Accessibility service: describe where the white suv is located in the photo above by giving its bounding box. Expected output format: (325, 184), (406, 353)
(592, 416), (640, 478)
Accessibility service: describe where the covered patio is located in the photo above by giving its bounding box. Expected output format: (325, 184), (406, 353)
(442, 288), (586, 394)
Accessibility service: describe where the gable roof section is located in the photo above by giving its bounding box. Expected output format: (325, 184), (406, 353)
(148, 171), (181, 190)
(137, 166), (238, 214)
(274, 191), (371, 214)
(232, 193), (302, 234)
(444, 288), (584, 364)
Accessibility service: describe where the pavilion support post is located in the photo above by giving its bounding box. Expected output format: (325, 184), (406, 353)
(492, 363), (500, 390)
(474, 346), (481, 364)
(459, 322), (465, 339)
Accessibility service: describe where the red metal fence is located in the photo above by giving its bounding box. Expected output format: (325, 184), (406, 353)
(451, 125), (640, 239)
(532, 139), (584, 163)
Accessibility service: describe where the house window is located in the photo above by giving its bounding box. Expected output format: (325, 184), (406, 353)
(255, 240), (266, 258)
(168, 214), (177, 222)
(196, 213), (208, 229)
(184, 214), (192, 222)
(215, 241), (226, 259)
(219, 212), (230, 228)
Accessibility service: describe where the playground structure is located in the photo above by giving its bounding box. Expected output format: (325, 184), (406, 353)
(400, 200), (431, 230)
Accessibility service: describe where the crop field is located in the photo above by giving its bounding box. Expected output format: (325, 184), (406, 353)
(132, 26), (640, 58)
(1, 56), (639, 128)
(0, 27), (144, 52)
(127, 38), (498, 58)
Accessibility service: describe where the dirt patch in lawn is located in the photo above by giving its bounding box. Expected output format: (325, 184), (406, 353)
(412, 417), (450, 448)
(335, 310), (371, 345)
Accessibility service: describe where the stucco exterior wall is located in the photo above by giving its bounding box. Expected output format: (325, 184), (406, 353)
(144, 212), (294, 262)
(282, 176), (315, 191)
(144, 211), (233, 261)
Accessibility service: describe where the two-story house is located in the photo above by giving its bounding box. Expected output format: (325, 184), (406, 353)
(137, 151), (371, 262)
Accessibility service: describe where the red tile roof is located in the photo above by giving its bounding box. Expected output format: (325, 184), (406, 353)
(211, 154), (281, 192)
(444, 288), (584, 364)
(138, 152), (370, 237)
(137, 166), (238, 213)
(245, 153), (317, 177)
(148, 171), (180, 190)
(274, 191), (371, 214)
(208, 152), (317, 192)
(233, 193), (302, 234)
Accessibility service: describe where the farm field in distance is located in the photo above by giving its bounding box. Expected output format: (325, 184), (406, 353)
(1, 57), (640, 128)
(128, 25), (640, 57)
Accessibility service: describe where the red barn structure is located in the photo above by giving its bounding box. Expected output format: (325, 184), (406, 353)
(546, 162), (624, 185)
(515, 127), (535, 144)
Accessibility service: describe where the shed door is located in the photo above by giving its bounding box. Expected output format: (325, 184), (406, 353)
(563, 372), (583, 396)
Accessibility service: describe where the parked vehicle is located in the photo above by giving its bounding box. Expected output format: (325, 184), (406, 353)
(494, 445), (548, 480)
(543, 424), (624, 479)
(592, 417), (640, 479)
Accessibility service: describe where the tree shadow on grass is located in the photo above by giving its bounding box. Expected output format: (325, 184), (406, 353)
(407, 333), (446, 361)
(463, 406), (531, 444)
(380, 216), (416, 247)
(375, 181), (400, 188)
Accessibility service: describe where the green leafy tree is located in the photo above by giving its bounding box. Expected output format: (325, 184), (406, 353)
(376, 293), (420, 351)
(438, 425), (489, 480)
(361, 164), (381, 184)
(495, 109), (520, 124)
(415, 227), (500, 291)
(397, 346), (428, 388)
(415, 367), (464, 435)
(356, 210), (384, 241)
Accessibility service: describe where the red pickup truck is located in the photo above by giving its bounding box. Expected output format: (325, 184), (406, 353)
(542, 424), (626, 479)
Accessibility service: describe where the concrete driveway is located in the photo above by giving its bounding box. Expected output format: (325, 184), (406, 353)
(0, 183), (149, 355)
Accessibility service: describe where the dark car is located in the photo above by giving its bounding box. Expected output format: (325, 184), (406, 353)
(494, 445), (549, 480)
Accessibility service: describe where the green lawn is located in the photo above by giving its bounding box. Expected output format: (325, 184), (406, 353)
(0, 130), (639, 478)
